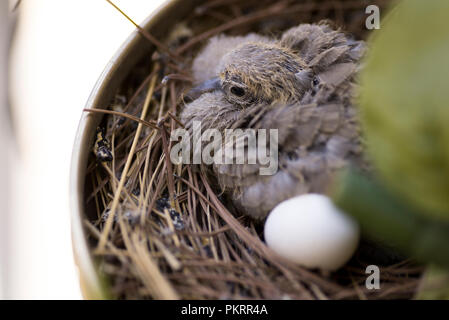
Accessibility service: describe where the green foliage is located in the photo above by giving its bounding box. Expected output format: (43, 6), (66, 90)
(359, 0), (449, 220)
(333, 169), (449, 268)
(416, 265), (449, 299)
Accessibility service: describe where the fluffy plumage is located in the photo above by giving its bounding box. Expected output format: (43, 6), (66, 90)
(181, 23), (365, 219)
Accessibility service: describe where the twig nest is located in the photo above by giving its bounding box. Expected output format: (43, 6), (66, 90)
(264, 194), (360, 271)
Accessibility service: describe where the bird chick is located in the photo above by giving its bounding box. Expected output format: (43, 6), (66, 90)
(181, 23), (365, 220)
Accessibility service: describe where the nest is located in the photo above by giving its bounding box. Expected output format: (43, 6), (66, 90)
(83, 0), (423, 299)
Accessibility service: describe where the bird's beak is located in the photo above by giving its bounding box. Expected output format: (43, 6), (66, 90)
(185, 77), (221, 102)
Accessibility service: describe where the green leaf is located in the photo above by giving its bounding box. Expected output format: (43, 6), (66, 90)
(359, 0), (449, 221)
(333, 169), (449, 269)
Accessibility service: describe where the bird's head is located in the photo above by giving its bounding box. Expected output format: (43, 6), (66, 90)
(186, 42), (313, 106)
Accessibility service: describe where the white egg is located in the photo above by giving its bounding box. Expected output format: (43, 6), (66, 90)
(264, 194), (360, 271)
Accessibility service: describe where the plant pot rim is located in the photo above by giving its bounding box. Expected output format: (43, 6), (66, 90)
(69, 0), (198, 299)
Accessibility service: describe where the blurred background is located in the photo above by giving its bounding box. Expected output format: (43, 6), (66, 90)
(1, 0), (165, 299)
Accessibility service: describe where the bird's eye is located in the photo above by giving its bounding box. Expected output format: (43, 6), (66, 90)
(230, 86), (245, 97)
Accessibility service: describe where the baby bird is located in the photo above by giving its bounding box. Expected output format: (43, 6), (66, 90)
(181, 23), (365, 220)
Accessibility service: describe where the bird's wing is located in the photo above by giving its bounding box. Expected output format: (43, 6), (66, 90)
(280, 23), (365, 69)
(213, 69), (363, 219)
(217, 96), (362, 219)
(211, 101), (340, 177)
(192, 34), (272, 84)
